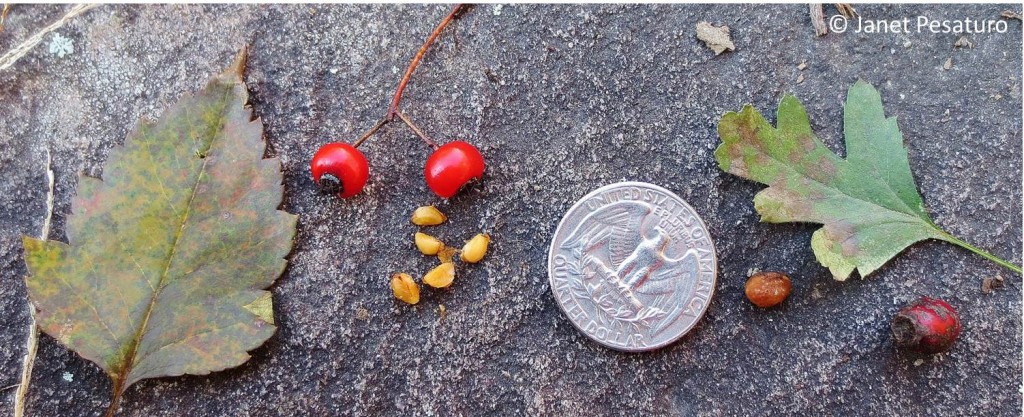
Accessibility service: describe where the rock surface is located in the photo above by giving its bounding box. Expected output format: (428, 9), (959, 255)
(1, 4), (1020, 416)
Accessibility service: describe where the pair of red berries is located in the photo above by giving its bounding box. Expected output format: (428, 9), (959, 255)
(311, 140), (484, 199)
(312, 5), (479, 199)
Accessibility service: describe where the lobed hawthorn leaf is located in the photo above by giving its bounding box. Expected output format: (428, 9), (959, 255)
(715, 80), (1015, 280)
(22, 49), (297, 409)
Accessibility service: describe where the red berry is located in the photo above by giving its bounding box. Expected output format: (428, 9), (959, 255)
(424, 141), (484, 198)
(891, 297), (961, 354)
(311, 143), (369, 198)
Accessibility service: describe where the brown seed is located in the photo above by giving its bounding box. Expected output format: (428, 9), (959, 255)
(411, 205), (446, 226)
(415, 232), (444, 255)
(423, 263), (456, 288)
(745, 271), (792, 308)
(391, 273), (420, 305)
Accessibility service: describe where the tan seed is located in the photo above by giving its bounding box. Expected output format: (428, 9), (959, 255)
(390, 273), (420, 305)
(423, 263), (456, 288)
(415, 232), (445, 255)
(461, 233), (490, 263)
(411, 205), (446, 226)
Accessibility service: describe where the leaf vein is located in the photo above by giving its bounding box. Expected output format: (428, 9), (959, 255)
(120, 86), (232, 384)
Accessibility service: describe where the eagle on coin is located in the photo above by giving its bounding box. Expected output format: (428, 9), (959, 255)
(560, 201), (699, 323)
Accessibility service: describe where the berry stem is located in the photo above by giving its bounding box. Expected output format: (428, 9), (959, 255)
(351, 118), (389, 149)
(386, 4), (468, 121)
(396, 111), (440, 150)
(346, 5), (468, 150)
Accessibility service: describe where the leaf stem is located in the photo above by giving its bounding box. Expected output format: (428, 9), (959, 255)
(386, 4), (467, 121)
(105, 380), (124, 417)
(938, 232), (1022, 274)
(395, 111), (440, 150)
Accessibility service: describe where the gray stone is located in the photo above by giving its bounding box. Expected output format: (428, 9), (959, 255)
(0, 4), (1020, 416)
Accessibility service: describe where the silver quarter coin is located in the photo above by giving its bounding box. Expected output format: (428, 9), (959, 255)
(548, 182), (717, 352)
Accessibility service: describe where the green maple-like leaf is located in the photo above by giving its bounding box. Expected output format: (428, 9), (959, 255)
(716, 80), (1020, 280)
(22, 50), (297, 411)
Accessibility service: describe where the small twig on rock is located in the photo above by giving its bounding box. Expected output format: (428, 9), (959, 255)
(0, 4), (97, 72)
(835, 3), (856, 18)
(809, 4), (828, 36)
(1001, 10), (1022, 21)
(1, 4), (11, 32)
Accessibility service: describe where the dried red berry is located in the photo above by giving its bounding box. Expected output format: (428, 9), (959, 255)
(891, 297), (961, 354)
(744, 271), (791, 308)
